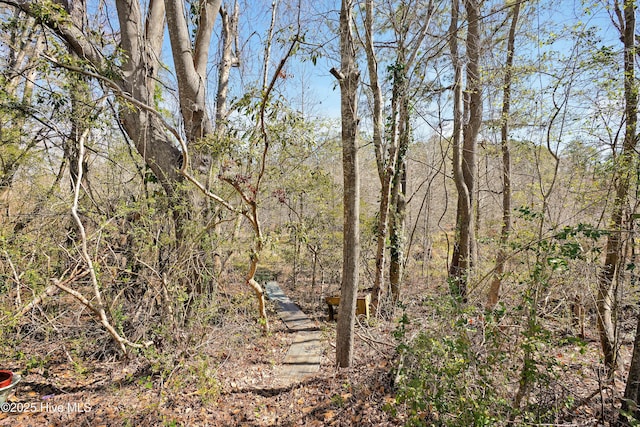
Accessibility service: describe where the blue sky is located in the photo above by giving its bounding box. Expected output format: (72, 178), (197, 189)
(150, 0), (631, 146)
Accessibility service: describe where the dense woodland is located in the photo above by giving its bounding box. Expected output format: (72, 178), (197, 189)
(1, 0), (640, 425)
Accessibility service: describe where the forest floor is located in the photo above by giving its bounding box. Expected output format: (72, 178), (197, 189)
(0, 276), (402, 426)
(0, 272), (633, 426)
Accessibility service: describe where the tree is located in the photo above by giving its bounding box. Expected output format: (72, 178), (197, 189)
(181, 1), (302, 333)
(486, 0), (521, 310)
(448, 0), (469, 300)
(597, 0), (637, 376)
(4, 0), (221, 240)
(214, 0), (239, 133)
(0, 12), (43, 218)
(449, 0), (483, 301)
(332, 0), (360, 368)
(362, 0), (389, 315)
(387, 0), (433, 307)
(3, 0), (304, 337)
(366, 0), (434, 313)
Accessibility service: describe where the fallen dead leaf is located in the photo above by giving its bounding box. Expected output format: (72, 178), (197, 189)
(323, 410), (335, 421)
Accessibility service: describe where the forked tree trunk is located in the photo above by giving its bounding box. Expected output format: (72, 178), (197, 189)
(34, 0), (220, 239)
(368, 0), (432, 314)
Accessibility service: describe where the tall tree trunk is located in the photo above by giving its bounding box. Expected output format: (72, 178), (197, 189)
(449, 0), (482, 301)
(613, 1), (639, 404)
(5, 0), (186, 234)
(364, 0), (396, 316)
(211, 0), (239, 279)
(389, 95), (409, 304)
(448, 0), (470, 300)
(215, 0), (239, 132)
(462, 0), (482, 270)
(487, 0), (520, 310)
(164, 0), (218, 144)
(371, 60), (402, 312)
(367, 1), (432, 314)
(333, 0), (360, 369)
(114, 0), (190, 238)
(599, 0), (637, 377)
(262, 0), (278, 91)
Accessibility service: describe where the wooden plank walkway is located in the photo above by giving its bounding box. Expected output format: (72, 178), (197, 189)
(264, 282), (322, 383)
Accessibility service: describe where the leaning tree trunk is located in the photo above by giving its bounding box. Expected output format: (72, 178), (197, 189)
(333, 0), (360, 369)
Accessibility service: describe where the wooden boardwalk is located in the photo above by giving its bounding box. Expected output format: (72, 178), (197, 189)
(264, 282), (322, 383)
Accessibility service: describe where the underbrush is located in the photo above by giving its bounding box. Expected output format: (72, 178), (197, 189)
(393, 294), (604, 426)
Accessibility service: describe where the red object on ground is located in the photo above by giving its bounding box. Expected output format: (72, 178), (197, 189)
(0, 370), (12, 388)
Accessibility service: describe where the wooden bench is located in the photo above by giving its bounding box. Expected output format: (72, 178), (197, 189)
(325, 294), (371, 321)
